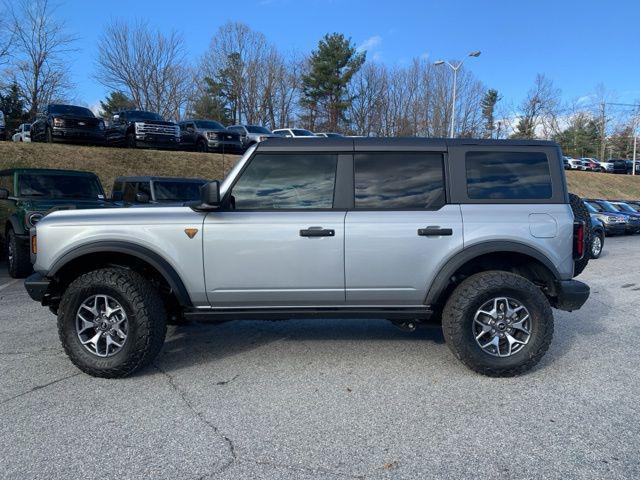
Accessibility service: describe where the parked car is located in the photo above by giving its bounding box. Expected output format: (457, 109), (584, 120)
(584, 199), (640, 234)
(30, 104), (105, 145)
(227, 125), (278, 150)
(599, 159), (627, 174)
(316, 132), (344, 138)
(178, 119), (242, 153)
(106, 110), (180, 149)
(580, 158), (601, 172)
(111, 176), (207, 206)
(0, 110), (5, 140)
(272, 128), (316, 138)
(25, 138), (590, 379)
(0, 168), (113, 278)
(588, 215), (606, 259)
(609, 200), (640, 216)
(565, 157), (585, 170)
(583, 201), (627, 236)
(11, 123), (31, 142)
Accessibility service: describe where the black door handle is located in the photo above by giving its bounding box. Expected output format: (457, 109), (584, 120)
(418, 227), (453, 236)
(300, 227), (335, 237)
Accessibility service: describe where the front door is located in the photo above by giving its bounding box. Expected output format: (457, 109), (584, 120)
(203, 152), (346, 307)
(345, 152), (463, 305)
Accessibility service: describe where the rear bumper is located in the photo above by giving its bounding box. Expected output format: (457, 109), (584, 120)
(24, 272), (51, 304)
(552, 279), (590, 311)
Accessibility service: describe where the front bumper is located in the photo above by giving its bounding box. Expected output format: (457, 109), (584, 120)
(24, 272), (51, 304)
(552, 279), (590, 311)
(206, 139), (243, 152)
(135, 134), (180, 149)
(52, 127), (105, 144)
(603, 223), (627, 235)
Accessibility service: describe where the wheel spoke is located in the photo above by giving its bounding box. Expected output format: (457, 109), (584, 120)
(76, 294), (128, 358)
(473, 296), (531, 358)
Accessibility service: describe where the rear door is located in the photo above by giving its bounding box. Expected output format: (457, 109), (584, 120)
(345, 150), (463, 305)
(202, 151), (349, 307)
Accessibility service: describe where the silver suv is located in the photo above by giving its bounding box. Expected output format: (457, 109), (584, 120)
(227, 124), (279, 150)
(25, 138), (590, 378)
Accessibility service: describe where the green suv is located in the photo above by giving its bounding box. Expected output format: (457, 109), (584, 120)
(0, 168), (113, 278)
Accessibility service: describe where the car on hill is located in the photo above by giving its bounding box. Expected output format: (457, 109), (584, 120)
(599, 159), (628, 174)
(25, 138), (590, 379)
(0, 168), (113, 278)
(565, 157), (585, 170)
(0, 110), (5, 140)
(178, 120), (242, 153)
(30, 104), (106, 145)
(11, 123), (31, 142)
(316, 132), (344, 138)
(583, 201), (627, 236)
(111, 176), (207, 206)
(585, 199), (640, 234)
(272, 128), (316, 138)
(580, 158), (601, 172)
(106, 110), (180, 150)
(227, 125), (279, 150)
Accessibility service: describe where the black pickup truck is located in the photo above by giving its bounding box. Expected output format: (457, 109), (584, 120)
(30, 104), (106, 145)
(105, 110), (181, 149)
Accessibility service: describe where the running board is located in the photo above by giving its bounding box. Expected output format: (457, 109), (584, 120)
(184, 307), (434, 322)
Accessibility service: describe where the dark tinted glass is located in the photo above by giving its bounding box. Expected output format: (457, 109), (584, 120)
(195, 120), (224, 130)
(354, 153), (445, 209)
(18, 174), (103, 199)
(123, 183), (136, 202)
(154, 181), (205, 202)
(466, 151), (552, 200)
(246, 126), (271, 134)
(136, 182), (151, 196)
(232, 154), (337, 209)
(126, 111), (163, 122)
(49, 105), (95, 117)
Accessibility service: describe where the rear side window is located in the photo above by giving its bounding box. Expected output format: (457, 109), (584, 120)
(465, 151), (552, 200)
(122, 183), (136, 203)
(231, 153), (337, 209)
(354, 153), (445, 209)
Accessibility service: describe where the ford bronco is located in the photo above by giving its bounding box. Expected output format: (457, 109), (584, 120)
(24, 138), (591, 378)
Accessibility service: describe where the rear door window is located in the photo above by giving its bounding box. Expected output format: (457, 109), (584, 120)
(465, 151), (552, 200)
(122, 182), (136, 203)
(354, 153), (445, 209)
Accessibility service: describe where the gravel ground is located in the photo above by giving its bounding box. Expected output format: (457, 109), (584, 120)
(1, 236), (639, 479)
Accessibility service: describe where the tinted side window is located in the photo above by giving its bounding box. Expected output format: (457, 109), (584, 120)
(466, 151), (552, 200)
(231, 153), (337, 209)
(112, 182), (123, 193)
(136, 182), (151, 196)
(0, 175), (13, 195)
(354, 153), (445, 209)
(122, 182), (136, 202)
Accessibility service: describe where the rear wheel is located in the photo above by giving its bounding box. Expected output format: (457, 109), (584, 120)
(590, 231), (604, 259)
(196, 139), (208, 152)
(569, 193), (591, 276)
(442, 271), (554, 377)
(6, 228), (32, 278)
(57, 268), (167, 378)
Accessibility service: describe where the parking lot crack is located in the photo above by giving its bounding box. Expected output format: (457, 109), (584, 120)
(0, 372), (80, 406)
(153, 362), (237, 474)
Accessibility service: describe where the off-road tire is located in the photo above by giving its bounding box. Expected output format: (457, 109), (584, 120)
(196, 139), (208, 152)
(569, 192), (591, 276)
(6, 228), (32, 278)
(126, 132), (136, 148)
(45, 127), (53, 143)
(590, 231), (604, 259)
(58, 268), (167, 378)
(442, 271), (554, 377)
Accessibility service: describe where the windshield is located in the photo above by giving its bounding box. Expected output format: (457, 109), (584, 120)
(127, 111), (163, 122)
(153, 181), (206, 202)
(18, 174), (104, 199)
(291, 129), (315, 137)
(586, 201), (604, 212)
(246, 125), (271, 134)
(195, 120), (225, 130)
(584, 202), (598, 213)
(613, 203), (637, 213)
(49, 105), (95, 118)
(598, 200), (620, 212)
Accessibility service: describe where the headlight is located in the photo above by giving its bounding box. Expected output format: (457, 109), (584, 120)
(53, 117), (64, 127)
(26, 212), (44, 226)
(259, 136), (268, 142)
(98, 120), (105, 130)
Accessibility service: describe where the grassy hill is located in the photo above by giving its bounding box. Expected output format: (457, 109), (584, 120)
(0, 142), (240, 194)
(1, 142), (639, 200)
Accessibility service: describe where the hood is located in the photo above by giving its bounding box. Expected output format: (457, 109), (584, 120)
(19, 198), (114, 213)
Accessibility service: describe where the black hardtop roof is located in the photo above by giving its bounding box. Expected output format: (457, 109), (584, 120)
(257, 137), (558, 152)
(114, 176), (207, 183)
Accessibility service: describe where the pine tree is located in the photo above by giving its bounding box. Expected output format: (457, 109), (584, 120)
(0, 82), (28, 135)
(99, 91), (137, 118)
(189, 77), (232, 124)
(480, 89), (500, 138)
(301, 33), (365, 132)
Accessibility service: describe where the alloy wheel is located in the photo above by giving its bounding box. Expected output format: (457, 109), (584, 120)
(76, 295), (129, 357)
(473, 297), (531, 357)
(591, 236), (602, 257)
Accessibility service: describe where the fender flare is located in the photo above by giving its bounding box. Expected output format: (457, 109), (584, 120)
(425, 241), (561, 306)
(48, 241), (193, 307)
(6, 214), (27, 236)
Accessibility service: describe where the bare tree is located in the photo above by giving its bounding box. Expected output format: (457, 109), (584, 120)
(7, 0), (75, 116)
(95, 20), (191, 120)
(512, 74), (561, 139)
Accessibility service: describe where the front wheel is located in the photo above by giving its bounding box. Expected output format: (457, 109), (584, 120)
(45, 127), (53, 143)
(6, 229), (32, 278)
(196, 139), (208, 152)
(57, 268), (167, 378)
(126, 132), (136, 148)
(590, 232), (604, 259)
(442, 271), (554, 377)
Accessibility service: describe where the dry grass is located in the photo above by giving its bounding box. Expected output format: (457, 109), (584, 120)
(2, 143), (639, 200)
(0, 142), (240, 194)
(566, 170), (640, 200)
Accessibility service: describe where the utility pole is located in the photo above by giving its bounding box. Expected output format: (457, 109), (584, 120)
(599, 101), (606, 160)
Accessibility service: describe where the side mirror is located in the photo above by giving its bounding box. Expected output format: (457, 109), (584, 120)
(200, 181), (220, 207)
(0, 188), (8, 200)
(135, 192), (150, 204)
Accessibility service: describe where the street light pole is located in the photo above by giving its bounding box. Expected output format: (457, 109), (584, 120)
(434, 50), (481, 138)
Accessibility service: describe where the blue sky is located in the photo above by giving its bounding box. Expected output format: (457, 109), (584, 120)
(58, 0), (640, 112)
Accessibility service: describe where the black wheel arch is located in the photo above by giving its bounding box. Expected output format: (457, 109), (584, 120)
(47, 241), (193, 308)
(6, 215), (27, 236)
(425, 241), (561, 308)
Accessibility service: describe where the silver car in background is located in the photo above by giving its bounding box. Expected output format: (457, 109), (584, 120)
(227, 124), (279, 150)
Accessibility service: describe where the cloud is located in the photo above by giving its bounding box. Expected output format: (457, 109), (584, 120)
(357, 35), (382, 52)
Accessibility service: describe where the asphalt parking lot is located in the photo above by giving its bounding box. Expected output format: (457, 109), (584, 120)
(1, 237), (639, 480)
